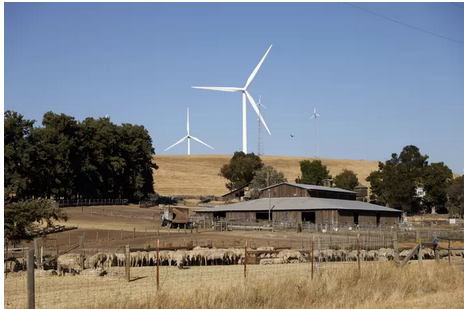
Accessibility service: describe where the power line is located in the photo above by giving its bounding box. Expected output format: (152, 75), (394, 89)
(345, 3), (464, 46)
(452, 2), (464, 10)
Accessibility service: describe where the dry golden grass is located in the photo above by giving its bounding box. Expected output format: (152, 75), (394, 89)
(5, 261), (464, 309)
(93, 262), (464, 309)
(153, 155), (379, 196)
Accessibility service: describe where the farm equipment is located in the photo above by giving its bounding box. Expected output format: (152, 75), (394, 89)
(161, 206), (196, 228)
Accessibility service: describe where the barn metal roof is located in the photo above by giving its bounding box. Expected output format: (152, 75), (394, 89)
(258, 182), (356, 194)
(196, 197), (402, 213)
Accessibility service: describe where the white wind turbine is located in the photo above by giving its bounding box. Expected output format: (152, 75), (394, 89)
(164, 108), (213, 155)
(310, 108), (321, 157)
(257, 95), (267, 155)
(192, 45), (273, 153)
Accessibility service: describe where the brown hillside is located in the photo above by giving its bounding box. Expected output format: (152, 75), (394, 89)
(152, 155), (380, 196)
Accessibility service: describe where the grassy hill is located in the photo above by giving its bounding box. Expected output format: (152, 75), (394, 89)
(152, 155), (380, 196)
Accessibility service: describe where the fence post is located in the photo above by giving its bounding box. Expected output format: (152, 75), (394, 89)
(244, 241), (248, 280)
(96, 231), (99, 242)
(79, 236), (84, 271)
(34, 239), (39, 265)
(357, 233), (360, 271)
(133, 228), (136, 239)
(157, 227), (160, 236)
(121, 229), (123, 240)
(416, 230), (422, 266)
(145, 228), (147, 237)
(108, 230), (110, 242)
(448, 239), (451, 265)
(311, 235), (314, 280)
(156, 240), (160, 291)
(27, 249), (35, 309)
(393, 232), (399, 266)
(125, 245), (130, 282)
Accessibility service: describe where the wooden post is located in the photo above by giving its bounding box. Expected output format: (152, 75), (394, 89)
(96, 231), (99, 242)
(311, 235), (314, 280)
(133, 228), (136, 239)
(357, 233), (360, 271)
(156, 240), (160, 291)
(27, 249), (35, 309)
(125, 245), (130, 282)
(184, 224), (187, 234)
(121, 229), (123, 240)
(448, 239), (451, 265)
(157, 227), (160, 236)
(145, 228), (147, 237)
(40, 245), (44, 270)
(416, 230), (422, 266)
(34, 239), (39, 265)
(108, 230), (110, 242)
(79, 236), (84, 271)
(244, 241), (248, 280)
(393, 232), (399, 266)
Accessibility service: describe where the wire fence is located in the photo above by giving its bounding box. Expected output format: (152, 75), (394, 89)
(55, 199), (129, 207)
(4, 229), (464, 309)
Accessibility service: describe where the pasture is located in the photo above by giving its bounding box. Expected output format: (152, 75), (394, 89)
(152, 155), (380, 196)
(5, 205), (464, 309)
(4, 261), (464, 309)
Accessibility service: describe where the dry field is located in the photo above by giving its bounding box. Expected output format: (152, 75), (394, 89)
(4, 261), (464, 309)
(152, 155), (379, 196)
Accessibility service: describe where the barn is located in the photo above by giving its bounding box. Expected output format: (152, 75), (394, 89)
(221, 183), (251, 201)
(197, 183), (402, 228)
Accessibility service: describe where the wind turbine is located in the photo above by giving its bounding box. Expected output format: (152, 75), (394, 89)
(192, 45), (273, 153)
(164, 108), (213, 155)
(257, 95), (267, 155)
(310, 108), (321, 157)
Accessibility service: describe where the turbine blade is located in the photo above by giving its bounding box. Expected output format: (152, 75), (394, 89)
(259, 103), (267, 109)
(245, 91), (271, 135)
(191, 86), (243, 92)
(310, 115), (314, 119)
(244, 45), (273, 89)
(190, 136), (214, 149)
(187, 108), (190, 135)
(164, 136), (188, 152)
(316, 114), (320, 117)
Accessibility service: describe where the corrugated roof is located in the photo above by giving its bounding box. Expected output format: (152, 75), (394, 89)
(196, 197), (402, 213)
(259, 182), (356, 194)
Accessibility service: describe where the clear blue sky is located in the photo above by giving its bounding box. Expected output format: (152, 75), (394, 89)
(5, 2), (464, 176)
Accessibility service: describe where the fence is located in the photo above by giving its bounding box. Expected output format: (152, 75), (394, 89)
(5, 228), (464, 309)
(55, 199), (129, 207)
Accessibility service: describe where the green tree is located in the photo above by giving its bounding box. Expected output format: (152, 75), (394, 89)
(4, 111), (35, 197)
(299, 160), (331, 186)
(220, 152), (263, 191)
(334, 169), (359, 191)
(249, 165), (287, 198)
(366, 169), (387, 206)
(366, 145), (429, 213)
(446, 176), (464, 218)
(4, 187), (68, 245)
(422, 162), (453, 213)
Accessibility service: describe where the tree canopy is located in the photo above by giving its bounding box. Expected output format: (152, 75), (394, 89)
(422, 162), (453, 213)
(334, 169), (359, 191)
(249, 165), (287, 198)
(446, 176), (464, 218)
(4, 111), (158, 201)
(366, 145), (453, 214)
(4, 187), (68, 245)
(220, 152), (263, 191)
(299, 160), (331, 186)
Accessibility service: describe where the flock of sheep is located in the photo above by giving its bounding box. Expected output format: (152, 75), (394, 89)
(6, 245), (458, 276)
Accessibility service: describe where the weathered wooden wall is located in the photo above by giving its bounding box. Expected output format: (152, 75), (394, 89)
(260, 184), (310, 198)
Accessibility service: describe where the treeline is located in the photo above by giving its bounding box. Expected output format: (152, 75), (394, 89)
(4, 111), (158, 202)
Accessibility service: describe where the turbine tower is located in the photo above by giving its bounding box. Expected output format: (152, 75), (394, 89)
(164, 108), (214, 155)
(257, 95), (267, 155)
(192, 45), (273, 153)
(310, 108), (321, 158)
